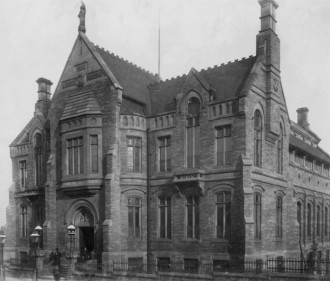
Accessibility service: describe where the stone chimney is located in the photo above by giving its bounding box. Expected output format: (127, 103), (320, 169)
(297, 107), (310, 129)
(35, 77), (52, 117)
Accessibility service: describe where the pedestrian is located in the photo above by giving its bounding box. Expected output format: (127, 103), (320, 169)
(53, 248), (61, 281)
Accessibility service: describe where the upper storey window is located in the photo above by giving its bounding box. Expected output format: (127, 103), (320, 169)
(90, 135), (98, 173)
(186, 97), (200, 169)
(277, 125), (283, 174)
(19, 160), (27, 189)
(35, 133), (42, 186)
(216, 125), (232, 166)
(254, 110), (262, 167)
(159, 136), (171, 172)
(67, 137), (83, 175)
(127, 137), (142, 173)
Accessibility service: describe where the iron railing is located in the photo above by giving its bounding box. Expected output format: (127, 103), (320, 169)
(74, 258), (330, 276)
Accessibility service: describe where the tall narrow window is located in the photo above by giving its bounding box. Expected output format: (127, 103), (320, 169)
(254, 193), (262, 239)
(186, 196), (199, 239)
(128, 197), (141, 238)
(325, 207), (328, 237)
(35, 133), (42, 186)
(216, 191), (231, 239)
(276, 196), (283, 238)
(90, 135), (98, 173)
(254, 110), (262, 167)
(127, 137), (142, 172)
(159, 196), (171, 239)
(19, 161), (27, 188)
(21, 206), (27, 237)
(277, 125), (283, 174)
(159, 136), (171, 172)
(297, 202), (302, 238)
(307, 203), (312, 239)
(67, 137), (83, 175)
(216, 125), (232, 166)
(186, 97), (200, 168)
(317, 205), (321, 237)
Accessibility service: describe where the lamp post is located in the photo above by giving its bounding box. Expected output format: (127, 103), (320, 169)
(34, 225), (42, 249)
(67, 225), (76, 255)
(0, 230), (7, 281)
(30, 231), (40, 281)
(67, 225), (76, 277)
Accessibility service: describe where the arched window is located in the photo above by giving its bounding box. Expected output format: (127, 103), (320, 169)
(254, 111), (262, 167)
(219, 104), (222, 115)
(317, 205), (321, 237)
(216, 191), (231, 240)
(307, 203), (312, 239)
(325, 206), (328, 237)
(277, 124), (283, 174)
(128, 197), (141, 238)
(297, 202), (302, 238)
(276, 196), (283, 238)
(186, 97), (200, 168)
(159, 196), (171, 239)
(20, 205), (28, 237)
(34, 133), (42, 186)
(123, 116), (128, 126)
(254, 193), (262, 239)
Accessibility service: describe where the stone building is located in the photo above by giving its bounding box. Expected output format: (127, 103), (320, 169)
(6, 0), (330, 269)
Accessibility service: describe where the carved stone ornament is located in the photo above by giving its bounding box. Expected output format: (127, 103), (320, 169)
(76, 74), (84, 87)
(273, 78), (279, 92)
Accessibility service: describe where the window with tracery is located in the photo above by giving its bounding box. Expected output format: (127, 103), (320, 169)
(128, 197), (141, 238)
(216, 191), (231, 240)
(159, 196), (171, 239)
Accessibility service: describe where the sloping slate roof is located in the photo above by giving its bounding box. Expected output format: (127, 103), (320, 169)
(290, 134), (330, 164)
(95, 46), (159, 105)
(148, 56), (256, 115)
(61, 91), (101, 120)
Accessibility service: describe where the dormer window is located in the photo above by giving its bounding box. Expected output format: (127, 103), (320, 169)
(186, 97), (200, 169)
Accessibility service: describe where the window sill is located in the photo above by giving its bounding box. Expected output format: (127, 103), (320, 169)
(156, 238), (172, 243)
(151, 172), (174, 179)
(210, 238), (230, 243)
(181, 238), (201, 243)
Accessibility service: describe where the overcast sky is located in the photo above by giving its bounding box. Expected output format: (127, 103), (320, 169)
(1, 0), (330, 227)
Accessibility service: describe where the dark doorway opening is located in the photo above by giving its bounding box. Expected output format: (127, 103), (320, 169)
(79, 227), (94, 260)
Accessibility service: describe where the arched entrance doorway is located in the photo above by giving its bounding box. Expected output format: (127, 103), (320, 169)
(73, 206), (95, 260)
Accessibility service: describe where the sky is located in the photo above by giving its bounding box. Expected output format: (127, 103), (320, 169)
(1, 0), (330, 227)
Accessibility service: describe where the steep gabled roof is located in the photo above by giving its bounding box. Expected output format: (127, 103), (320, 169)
(10, 118), (33, 147)
(148, 56), (256, 115)
(94, 45), (160, 106)
(61, 91), (101, 121)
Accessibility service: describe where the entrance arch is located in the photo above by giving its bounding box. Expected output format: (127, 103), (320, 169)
(65, 200), (98, 261)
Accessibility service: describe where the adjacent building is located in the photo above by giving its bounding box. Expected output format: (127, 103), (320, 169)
(7, 0), (330, 269)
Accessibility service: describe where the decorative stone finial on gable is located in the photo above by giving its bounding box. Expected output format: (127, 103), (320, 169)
(78, 1), (86, 33)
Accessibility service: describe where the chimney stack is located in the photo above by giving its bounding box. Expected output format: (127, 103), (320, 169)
(296, 107), (310, 130)
(35, 77), (52, 116)
(259, 0), (278, 33)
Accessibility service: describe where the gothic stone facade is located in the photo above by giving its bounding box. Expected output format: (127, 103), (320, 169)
(7, 0), (330, 267)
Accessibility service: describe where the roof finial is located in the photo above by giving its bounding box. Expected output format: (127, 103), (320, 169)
(78, 1), (86, 33)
